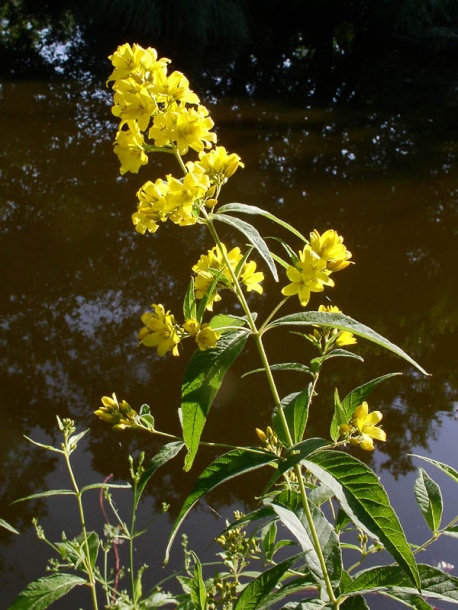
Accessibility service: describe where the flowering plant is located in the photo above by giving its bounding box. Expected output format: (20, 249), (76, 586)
(8, 42), (458, 610)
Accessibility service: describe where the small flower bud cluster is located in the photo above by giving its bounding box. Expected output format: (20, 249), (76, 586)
(94, 393), (139, 430)
(255, 426), (282, 456)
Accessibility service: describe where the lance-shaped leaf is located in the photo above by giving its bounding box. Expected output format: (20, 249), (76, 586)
(135, 441), (185, 509)
(181, 329), (249, 471)
(211, 213), (278, 281)
(340, 595), (370, 610)
(261, 574), (318, 608)
(410, 455), (458, 485)
(272, 385), (313, 445)
(0, 518), (19, 534)
(209, 313), (247, 333)
(164, 447), (277, 564)
(268, 312), (428, 375)
(330, 373), (402, 442)
(242, 362), (312, 378)
(343, 564), (458, 605)
(302, 450), (421, 591)
(216, 202), (308, 243)
(233, 554), (299, 610)
(190, 552), (207, 610)
(183, 277), (197, 321)
(414, 468), (443, 533)
(272, 500), (342, 589)
(9, 573), (86, 610)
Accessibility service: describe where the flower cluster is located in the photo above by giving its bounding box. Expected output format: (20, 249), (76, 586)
(339, 401), (387, 451)
(137, 303), (221, 357)
(108, 43), (244, 232)
(282, 229), (352, 307)
(193, 243), (264, 310)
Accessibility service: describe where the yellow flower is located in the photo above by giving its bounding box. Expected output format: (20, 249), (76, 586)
(350, 401), (386, 451)
(196, 325), (221, 351)
(310, 229), (352, 272)
(149, 69), (200, 105)
(239, 260), (264, 294)
(197, 146), (244, 181)
(192, 243), (243, 306)
(282, 248), (334, 307)
(173, 104), (217, 155)
(112, 83), (156, 132)
(192, 244), (264, 308)
(148, 103), (216, 155)
(107, 43), (169, 84)
(182, 318), (200, 335)
(114, 121), (149, 175)
(336, 331), (357, 347)
(137, 304), (180, 356)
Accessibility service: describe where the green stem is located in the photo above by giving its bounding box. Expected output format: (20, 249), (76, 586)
(64, 451), (99, 610)
(129, 482), (138, 606)
(201, 209), (339, 607)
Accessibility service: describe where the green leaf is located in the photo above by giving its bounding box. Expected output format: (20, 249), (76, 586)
(183, 277), (197, 321)
(211, 213), (278, 281)
(341, 373), (402, 416)
(269, 312), (428, 375)
(23, 435), (63, 454)
(216, 202), (308, 243)
(180, 329), (249, 471)
(9, 573), (86, 609)
(0, 518), (19, 534)
(272, 385), (313, 445)
(414, 468), (443, 533)
(283, 600), (329, 609)
(340, 596), (370, 610)
(344, 563), (458, 604)
(272, 501), (342, 588)
(242, 362), (312, 378)
(165, 447), (276, 564)
(56, 532), (99, 569)
(80, 482), (131, 494)
(262, 575), (318, 608)
(190, 552), (207, 610)
(233, 554), (299, 610)
(330, 373), (401, 442)
(410, 454), (458, 485)
(209, 313), (247, 333)
(443, 524), (458, 537)
(135, 441), (185, 509)
(381, 592), (433, 609)
(302, 450), (421, 592)
(311, 349), (364, 367)
(12, 489), (75, 503)
(261, 521), (277, 560)
(330, 389), (345, 443)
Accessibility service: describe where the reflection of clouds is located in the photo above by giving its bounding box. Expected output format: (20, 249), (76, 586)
(64, 291), (141, 339)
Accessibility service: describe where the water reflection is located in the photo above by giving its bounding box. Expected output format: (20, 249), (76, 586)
(1, 69), (458, 607)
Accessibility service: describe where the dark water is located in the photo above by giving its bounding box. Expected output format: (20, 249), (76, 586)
(1, 63), (458, 608)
